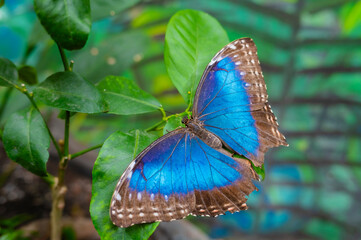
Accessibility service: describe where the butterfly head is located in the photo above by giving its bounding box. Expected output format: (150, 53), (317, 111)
(181, 116), (190, 126)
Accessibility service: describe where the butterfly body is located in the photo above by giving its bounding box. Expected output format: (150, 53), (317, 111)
(110, 38), (288, 228)
(182, 116), (222, 149)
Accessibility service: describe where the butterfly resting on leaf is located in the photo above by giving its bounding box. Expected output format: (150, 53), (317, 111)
(110, 37), (288, 228)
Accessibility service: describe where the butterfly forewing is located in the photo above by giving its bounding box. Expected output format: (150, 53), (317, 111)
(193, 38), (288, 167)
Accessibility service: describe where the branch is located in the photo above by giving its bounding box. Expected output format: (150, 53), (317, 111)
(70, 143), (103, 160)
(51, 45), (72, 240)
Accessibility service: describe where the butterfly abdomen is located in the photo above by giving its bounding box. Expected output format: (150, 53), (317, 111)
(185, 119), (222, 149)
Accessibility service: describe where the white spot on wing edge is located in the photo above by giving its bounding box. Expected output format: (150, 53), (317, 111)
(129, 161), (136, 169)
(115, 193), (121, 201)
(210, 54), (223, 65)
(126, 171), (132, 180)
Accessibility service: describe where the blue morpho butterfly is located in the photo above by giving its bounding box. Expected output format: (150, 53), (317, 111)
(110, 38), (288, 228)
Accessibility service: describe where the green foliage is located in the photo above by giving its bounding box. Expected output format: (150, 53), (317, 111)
(62, 226), (77, 240)
(91, 0), (140, 20)
(34, 0), (91, 50)
(0, 58), (19, 87)
(340, 1), (361, 36)
(2, 107), (50, 176)
(0, 214), (32, 240)
(34, 71), (105, 113)
(18, 66), (37, 85)
(73, 30), (150, 83)
(164, 9), (229, 106)
(97, 76), (162, 115)
(90, 130), (159, 240)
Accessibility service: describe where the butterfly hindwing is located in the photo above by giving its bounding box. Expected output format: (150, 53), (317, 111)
(193, 38), (288, 166)
(110, 129), (258, 227)
(110, 130), (193, 228)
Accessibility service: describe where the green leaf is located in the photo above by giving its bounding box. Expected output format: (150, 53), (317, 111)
(231, 150), (266, 180)
(34, 71), (104, 113)
(34, 0), (91, 50)
(0, 0), (4, 8)
(164, 9), (229, 105)
(91, 0), (140, 20)
(163, 114), (184, 135)
(18, 65), (37, 85)
(252, 163), (265, 180)
(90, 130), (159, 240)
(0, 231), (28, 240)
(0, 57), (19, 87)
(3, 107), (50, 176)
(97, 76), (162, 115)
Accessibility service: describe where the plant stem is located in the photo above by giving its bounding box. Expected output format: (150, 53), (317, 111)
(146, 119), (165, 132)
(57, 44), (70, 71)
(70, 143), (103, 160)
(64, 111), (70, 156)
(160, 107), (166, 120)
(50, 45), (72, 240)
(51, 141), (70, 240)
(0, 88), (13, 122)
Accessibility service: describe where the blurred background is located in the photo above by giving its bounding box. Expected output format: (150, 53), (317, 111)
(1, 0), (361, 239)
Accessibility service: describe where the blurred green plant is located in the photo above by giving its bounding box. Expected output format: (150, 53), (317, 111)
(0, 214), (33, 240)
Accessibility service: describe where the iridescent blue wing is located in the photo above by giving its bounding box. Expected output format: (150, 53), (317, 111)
(193, 38), (288, 167)
(110, 129), (258, 227)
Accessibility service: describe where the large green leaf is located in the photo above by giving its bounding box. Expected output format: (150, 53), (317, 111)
(34, 0), (91, 50)
(34, 71), (104, 113)
(90, 130), (159, 240)
(91, 0), (140, 20)
(0, 58), (19, 87)
(164, 9), (229, 105)
(3, 107), (50, 176)
(97, 76), (162, 115)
